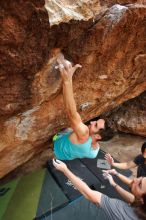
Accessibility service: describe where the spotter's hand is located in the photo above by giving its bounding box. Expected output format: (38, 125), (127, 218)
(104, 153), (114, 165)
(53, 159), (68, 173)
(102, 172), (115, 186)
(102, 169), (118, 176)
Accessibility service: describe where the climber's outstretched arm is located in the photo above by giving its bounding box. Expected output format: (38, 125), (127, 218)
(57, 56), (89, 142)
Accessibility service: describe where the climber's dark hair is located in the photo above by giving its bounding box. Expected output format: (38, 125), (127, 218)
(98, 120), (115, 141)
(141, 142), (146, 154)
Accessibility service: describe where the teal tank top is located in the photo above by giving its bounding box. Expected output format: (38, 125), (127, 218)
(54, 132), (99, 160)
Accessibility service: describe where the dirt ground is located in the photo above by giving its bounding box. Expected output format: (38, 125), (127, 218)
(100, 133), (146, 177)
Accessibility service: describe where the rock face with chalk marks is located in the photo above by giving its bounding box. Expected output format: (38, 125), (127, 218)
(0, 0), (146, 178)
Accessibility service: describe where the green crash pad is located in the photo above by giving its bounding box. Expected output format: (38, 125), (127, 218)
(0, 178), (20, 220)
(1, 169), (69, 220)
(2, 169), (45, 220)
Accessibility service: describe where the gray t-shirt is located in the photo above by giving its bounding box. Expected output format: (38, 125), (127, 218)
(100, 194), (139, 220)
